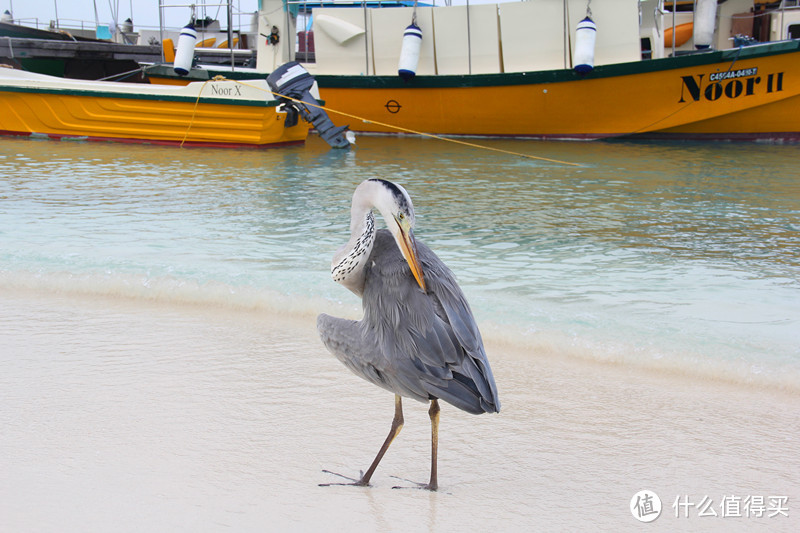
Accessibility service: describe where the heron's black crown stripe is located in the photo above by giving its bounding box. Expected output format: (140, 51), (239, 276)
(368, 178), (411, 212)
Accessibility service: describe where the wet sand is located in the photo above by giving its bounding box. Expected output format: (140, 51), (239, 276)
(1, 289), (798, 531)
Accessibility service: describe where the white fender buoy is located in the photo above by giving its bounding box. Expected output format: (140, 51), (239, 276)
(693, 0), (717, 49)
(173, 24), (197, 76)
(398, 23), (422, 81)
(573, 17), (596, 74)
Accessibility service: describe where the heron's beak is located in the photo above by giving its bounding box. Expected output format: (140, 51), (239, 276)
(397, 226), (426, 292)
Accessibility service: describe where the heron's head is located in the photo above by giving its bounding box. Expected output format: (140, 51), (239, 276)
(365, 179), (426, 292)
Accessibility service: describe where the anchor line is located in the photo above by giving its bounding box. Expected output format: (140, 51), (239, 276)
(179, 75), (582, 167)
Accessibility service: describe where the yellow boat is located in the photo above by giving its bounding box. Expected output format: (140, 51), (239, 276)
(145, 0), (800, 141)
(0, 66), (310, 148)
(309, 41), (800, 140)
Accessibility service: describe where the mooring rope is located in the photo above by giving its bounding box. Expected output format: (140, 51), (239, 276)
(179, 75), (581, 166)
(180, 77), (218, 147)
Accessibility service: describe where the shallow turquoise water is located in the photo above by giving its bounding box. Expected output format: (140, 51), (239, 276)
(1, 135), (798, 388)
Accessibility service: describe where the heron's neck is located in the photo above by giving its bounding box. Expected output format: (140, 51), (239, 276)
(331, 208), (376, 296)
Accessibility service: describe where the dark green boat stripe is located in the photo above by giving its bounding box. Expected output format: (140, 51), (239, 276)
(0, 85), (280, 107)
(315, 41), (800, 89)
(146, 40), (800, 89)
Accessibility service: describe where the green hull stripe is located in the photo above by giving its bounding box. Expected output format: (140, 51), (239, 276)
(0, 85), (278, 107)
(156, 40), (800, 89)
(316, 41), (800, 89)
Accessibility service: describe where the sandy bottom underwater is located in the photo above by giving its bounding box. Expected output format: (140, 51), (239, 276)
(1, 289), (798, 532)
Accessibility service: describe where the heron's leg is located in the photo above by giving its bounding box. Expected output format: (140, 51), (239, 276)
(320, 394), (404, 487)
(390, 398), (440, 491)
(356, 394), (404, 486)
(427, 399), (440, 491)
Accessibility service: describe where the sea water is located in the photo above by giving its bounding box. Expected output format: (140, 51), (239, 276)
(1, 135), (798, 389)
(2, 135), (799, 531)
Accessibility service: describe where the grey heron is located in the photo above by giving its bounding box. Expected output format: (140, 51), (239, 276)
(317, 178), (500, 491)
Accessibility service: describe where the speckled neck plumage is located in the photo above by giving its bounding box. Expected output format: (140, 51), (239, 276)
(330, 209), (375, 296)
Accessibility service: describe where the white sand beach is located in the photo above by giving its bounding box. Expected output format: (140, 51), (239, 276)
(1, 288), (797, 532)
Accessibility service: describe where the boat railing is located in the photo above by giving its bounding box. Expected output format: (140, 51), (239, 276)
(157, 0), (258, 66)
(11, 17), (98, 32)
(6, 16), (116, 41)
(8, 17), (45, 30)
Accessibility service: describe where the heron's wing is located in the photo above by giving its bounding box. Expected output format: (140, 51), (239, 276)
(417, 241), (500, 414)
(316, 313), (401, 395)
(361, 231), (500, 414)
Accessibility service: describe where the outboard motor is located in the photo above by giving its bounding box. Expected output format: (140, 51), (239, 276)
(267, 62), (350, 149)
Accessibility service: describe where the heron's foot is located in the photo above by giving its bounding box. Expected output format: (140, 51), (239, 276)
(319, 469), (370, 487)
(390, 475), (438, 491)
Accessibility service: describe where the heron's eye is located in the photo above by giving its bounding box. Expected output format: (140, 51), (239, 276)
(398, 213), (405, 221)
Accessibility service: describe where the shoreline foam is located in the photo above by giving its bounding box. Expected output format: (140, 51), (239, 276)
(3, 268), (799, 397)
